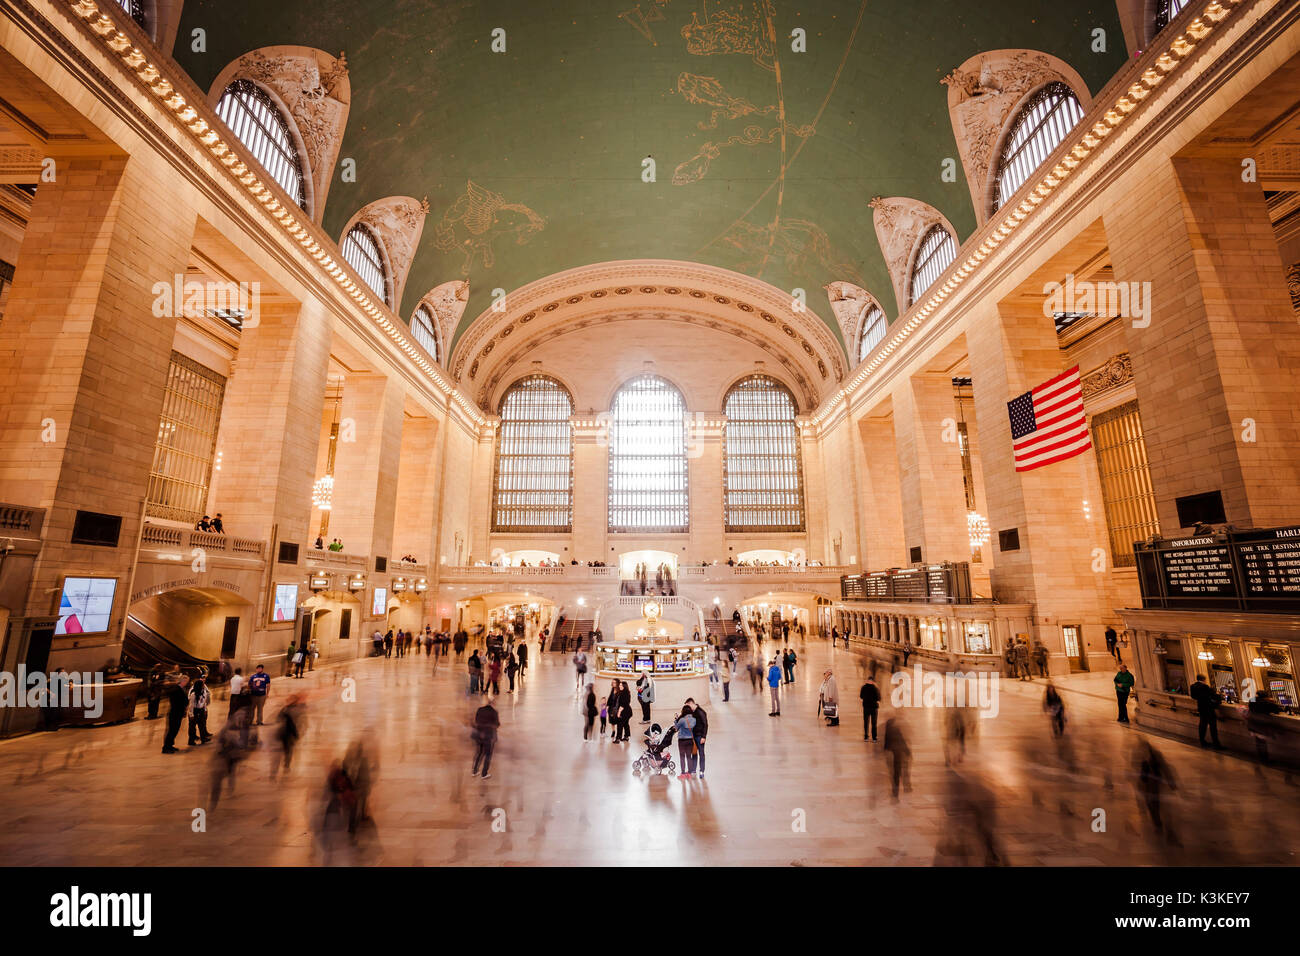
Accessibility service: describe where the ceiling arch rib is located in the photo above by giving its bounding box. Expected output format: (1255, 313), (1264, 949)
(450, 260), (846, 414)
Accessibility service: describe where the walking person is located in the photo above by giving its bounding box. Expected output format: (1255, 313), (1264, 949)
(248, 664), (270, 726)
(860, 674), (880, 741)
(719, 658), (731, 701)
(161, 673), (190, 754)
(674, 705), (698, 779)
(187, 676), (212, 745)
(583, 684), (598, 740)
(517, 640), (528, 678)
(293, 643), (307, 678)
(767, 658), (782, 716)
(901, 639), (913, 667)
(637, 672), (655, 723)
(272, 695), (305, 778)
(573, 648), (588, 692)
(1114, 662), (1135, 723)
(467, 649), (483, 695)
(883, 714), (912, 800)
(1043, 679), (1066, 737)
(1105, 626), (1120, 662)
(1188, 674), (1223, 748)
(284, 640), (296, 677)
(472, 697), (500, 778)
(145, 664), (165, 720)
(485, 652), (502, 695)
(505, 653), (519, 693)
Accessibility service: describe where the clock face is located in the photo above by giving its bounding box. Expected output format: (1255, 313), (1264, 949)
(643, 600), (661, 622)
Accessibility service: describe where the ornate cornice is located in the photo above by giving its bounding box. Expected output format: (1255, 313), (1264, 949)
(1080, 352), (1134, 400)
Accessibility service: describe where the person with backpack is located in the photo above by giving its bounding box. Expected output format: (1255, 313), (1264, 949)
(685, 698), (708, 778)
(637, 672), (655, 723)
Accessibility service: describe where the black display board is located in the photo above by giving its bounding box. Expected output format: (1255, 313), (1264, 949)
(1134, 525), (1300, 613)
(840, 562), (972, 604)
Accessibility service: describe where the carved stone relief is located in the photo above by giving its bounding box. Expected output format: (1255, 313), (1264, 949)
(350, 196), (430, 310)
(824, 281), (884, 355)
(869, 196), (948, 313)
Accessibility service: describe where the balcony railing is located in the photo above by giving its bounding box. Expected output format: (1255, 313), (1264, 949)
(141, 523), (265, 559)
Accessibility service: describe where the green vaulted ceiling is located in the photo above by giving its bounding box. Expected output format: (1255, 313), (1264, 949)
(174, 0), (1126, 351)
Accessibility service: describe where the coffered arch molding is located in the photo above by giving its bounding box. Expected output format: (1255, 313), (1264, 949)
(452, 260), (846, 409)
(478, 312), (818, 414)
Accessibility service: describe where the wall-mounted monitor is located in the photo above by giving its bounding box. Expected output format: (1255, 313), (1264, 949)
(272, 583), (299, 622)
(55, 576), (117, 635)
(372, 587), (388, 617)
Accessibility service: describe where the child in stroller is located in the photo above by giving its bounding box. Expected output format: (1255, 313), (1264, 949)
(632, 721), (677, 777)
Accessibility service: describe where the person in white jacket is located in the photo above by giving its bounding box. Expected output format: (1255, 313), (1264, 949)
(819, 670), (840, 726)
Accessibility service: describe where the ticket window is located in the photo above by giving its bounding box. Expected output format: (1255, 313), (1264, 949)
(963, 622), (992, 655)
(1156, 639), (1187, 695)
(1195, 640), (1238, 702)
(1249, 645), (1295, 708)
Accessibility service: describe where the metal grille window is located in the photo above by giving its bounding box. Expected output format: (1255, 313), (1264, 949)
(492, 375), (574, 532)
(992, 83), (1084, 213)
(1091, 400), (1160, 567)
(608, 375), (688, 533)
(1154, 0), (1191, 34)
(116, 0), (145, 28)
(215, 79), (306, 209)
(724, 375), (804, 532)
(909, 226), (956, 306)
(411, 305), (439, 361)
(857, 305), (886, 363)
(146, 352), (227, 524)
(342, 223), (390, 306)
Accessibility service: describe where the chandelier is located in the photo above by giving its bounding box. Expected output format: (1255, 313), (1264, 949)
(967, 511), (990, 550)
(312, 475), (334, 510)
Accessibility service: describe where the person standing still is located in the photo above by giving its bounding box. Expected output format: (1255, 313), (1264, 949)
(248, 664), (271, 726)
(1114, 663), (1135, 723)
(573, 649), (588, 692)
(1189, 674), (1223, 748)
(860, 675), (881, 741)
(767, 659), (783, 716)
(686, 698), (708, 778)
(583, 685), (598, 740)
(161, 674), (191, 753)
(719, 658), (731, 702)
(637, 672), (655, 723)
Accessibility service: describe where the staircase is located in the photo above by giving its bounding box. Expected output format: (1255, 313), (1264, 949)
(551, 618), (594, 652)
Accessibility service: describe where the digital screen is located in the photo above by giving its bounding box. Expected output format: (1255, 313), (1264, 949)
(272, 584), (298, 622)
(55, 576), (117, 635)
(372, 587), (388, 617)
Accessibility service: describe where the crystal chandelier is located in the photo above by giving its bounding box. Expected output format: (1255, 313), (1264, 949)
(312, 475), (334, 510)
(967, 511), (990, 550)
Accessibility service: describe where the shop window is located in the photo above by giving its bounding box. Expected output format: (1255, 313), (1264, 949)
(1249, 645), (1296, 709)
(963, 622), (992, 655)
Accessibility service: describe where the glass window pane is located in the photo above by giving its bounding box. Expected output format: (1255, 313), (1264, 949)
(492, 375), (574, 532)
(608, 375), (688, 533)
(341, 224), (390, 306)
(857, 305), (887, 363)
(215, 79), (306, 209)
(992, 82), (1084, 213)
(724, 375), (804, 532)
(909, 226), (956, 306)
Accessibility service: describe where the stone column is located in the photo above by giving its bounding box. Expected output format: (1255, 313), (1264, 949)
(688, 415), (725, 562)
(571, 418), (608, 563)
(330, 374), (405, 561)
(392, 415), (441, 566)
(859, 414), (907, 569)
(0, 153), (197, 669)
(892, 371), (971, 565)
(1103, 155), (1300, 529)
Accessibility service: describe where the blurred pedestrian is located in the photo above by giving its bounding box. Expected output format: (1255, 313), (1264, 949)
(161, 673), (190, 754)
(472, 698), (500, 778)
(1114, 663), (1135, 723)
(883, 715), (912, 800)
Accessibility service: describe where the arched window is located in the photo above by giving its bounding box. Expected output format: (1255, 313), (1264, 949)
(1153, 0), (1191, 35)
(857, 305), (887, 364)
(992, 82), (1085, 213)
(909, 225), (957, 307)
(492, 375), (574, 532)
(608, 375), (688, 533)
(411, 305), (439, 361)
(341, 223), (390, 306)
(724, 376), (804, 532)
(116, 0), (146, 29)
(214, 79), (306, 209)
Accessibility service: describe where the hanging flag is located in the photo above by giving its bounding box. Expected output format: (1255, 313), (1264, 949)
(1007, 365), (1091, 472)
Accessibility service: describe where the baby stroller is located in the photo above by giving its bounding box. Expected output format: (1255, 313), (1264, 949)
(632, 722), (677, 777)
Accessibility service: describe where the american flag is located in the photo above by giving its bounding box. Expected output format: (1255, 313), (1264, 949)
(1007, 365), (1091, 472)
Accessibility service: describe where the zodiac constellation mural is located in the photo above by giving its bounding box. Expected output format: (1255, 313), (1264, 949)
(433, 180), (546, 275)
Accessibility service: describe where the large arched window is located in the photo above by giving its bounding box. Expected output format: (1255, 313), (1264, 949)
(411, 305), (439, 361)
(724, 376), (804, 532)
(214, 79), (306, 209)
(492, 375), (574, 532)
(1153, 0), (1191, 35)
(909, 225), (957, 307)
(857, 305), (887, 363)
(341, 223), (391, 306)
(992, 82), (1085, 213)
(608, 375), (688, 533)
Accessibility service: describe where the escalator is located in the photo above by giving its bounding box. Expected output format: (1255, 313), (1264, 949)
(122, 614), (223, 682)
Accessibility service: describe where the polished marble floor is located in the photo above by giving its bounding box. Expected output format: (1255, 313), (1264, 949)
(0, 637), (1296, 866)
